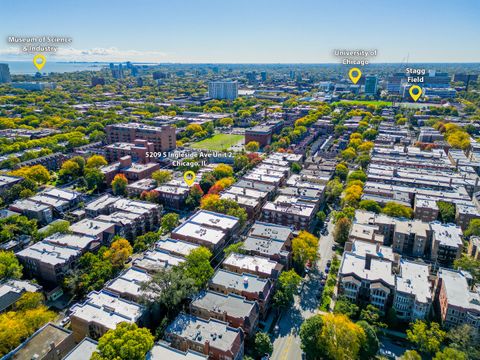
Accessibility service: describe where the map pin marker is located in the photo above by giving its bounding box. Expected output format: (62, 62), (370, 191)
(33, 54), (46, 71)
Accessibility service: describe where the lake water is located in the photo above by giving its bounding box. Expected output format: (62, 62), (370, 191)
(4, 61), (108, 75)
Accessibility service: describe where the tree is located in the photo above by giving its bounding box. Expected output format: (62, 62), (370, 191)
(91, 322), (154, 360)
(359, 199), (381, 213)
(407, 320), (446, 355)
(254, 332), (273, 357)
(223, 242), (245, 257)
(333, 217), (351, 244)
(111, 173), (128, 195)
(341, 147), (356, 161)
(212, 164), (233, 180)
(447, 324), (480, 359)
(141, 267), (197, 316)
(59, 159), (81, 182)
(274, 269), (302, 308)
(70, 156), (85, 173)
(454, 255), (480, 284)
(0, 251), (23, 280)
(342, 184), (363, 207)
(152, 169), (172, 185)
(357, 320), (379, 359)
(15, 292), (44, 311)
(335, 163), (349, 181)
(103, 238), (133, 268)
(291, 162), (302, 174)
(437, 201), (455, 223)
(161, 213), (179, 233)
(200, 194), (247, 225)
(433, 348), (467, 360)
(400, 350), (422, 360)
(382, 202), (413, 219)
(318, 313), (366, 360)
(359, 304), (386, 330)
(181, 247), (213, 289)
(347, 169), (367, 183)
(9, 165), (50, 184)
(133, 232), (160, 252)
(300, 314), (324, 359)
(333, 296), (359, 319)
(219, 117), (234, 127)
(245, 141), (260, 152)
(465, 218), (480, 237)
(85, 167), (105, 190)
(86, 154), (108, 169)
(186, 184), (204, 209)
(38, 220), (71, 240)
(233, 154), (249, 171)
(199, 172), (216, 193)
(325, 178), (343, 201)
(292, 231), (319, 270)
(316, 210), (326, 227)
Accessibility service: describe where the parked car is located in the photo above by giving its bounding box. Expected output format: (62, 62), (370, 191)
(327, 260), (332, 267)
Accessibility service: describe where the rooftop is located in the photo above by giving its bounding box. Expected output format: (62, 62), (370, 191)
(17, 241), (81, 265)
(166, 313), (241, 352)
(149, 342), (207, 360)
(438, 268), (480, 312)
(223, 253), (281, 277)
(63, 338), (98, 360)
(156, 238), (200, 257)
(396, 260), (432, 304)
(191, 291), (257, 319)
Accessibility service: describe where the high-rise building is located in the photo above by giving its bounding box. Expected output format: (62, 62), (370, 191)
(261, 71), (267, 82)
(364, 75), (378, 95)
(208, 81), (238, 100)
(423, 70), (450, 88)
(387, 73), (406, 94)
(0, 64), (12, 83)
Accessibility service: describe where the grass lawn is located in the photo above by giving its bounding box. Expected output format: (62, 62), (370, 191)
(190, 134), (244, 151)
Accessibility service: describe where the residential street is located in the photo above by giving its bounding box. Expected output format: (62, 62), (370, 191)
(271, 218), (336, 360)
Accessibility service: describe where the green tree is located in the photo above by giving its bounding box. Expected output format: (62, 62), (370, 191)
(91, 322), (154, 360)
(86, 154), (108, 169)
(357, 320), (379, 359)
(437, 201), (456, 223)
(382, 202), (413, 219)
(152, 170), (172, 185)
(273, 269), (302, 308)
(335, 163), (349, 181)
(0, 251), (23, 280)
(14, 292), (44, 311)
(433, 348), (467, 360)
(233, 154), (249, 171)
(333, 217), (351, 244)
(300, 314), (324, 359)
(185, 184), (204, 209)
(291, 162), (302, 174)
(447, 324), (480, 359)
(400, 350), (422, 360)
(245, 141), (260, 152)
(359, 199), (381, 213)
(181, 247), (213, 289)
(85, 167), (105, 190)
(454, 255), (480, 284)
(465, 218), (480, 237)
(292, 231), (319, 270)
(223, 242), (245, 257)
(316, 211), (327, 227)
(200, 194), (247, 226)
(341, 147), (356, 161)
(254, 332), (273, 357)
(360, 304), (386, 330)
(407, 320), (446, 355)
(141, 267), (197, 316)
(111, 173), (128, 196)
(333, 296), (359, 319)
(325, 178), (344, 202)
(347, 169), (367, 183)
(38, 220), (71, 240)
(161, 213), (179, 233)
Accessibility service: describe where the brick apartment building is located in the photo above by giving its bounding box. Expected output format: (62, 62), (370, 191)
(105, 123), (176, 152)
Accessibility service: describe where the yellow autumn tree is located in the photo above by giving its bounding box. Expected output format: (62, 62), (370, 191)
(103, 238), (133, 268)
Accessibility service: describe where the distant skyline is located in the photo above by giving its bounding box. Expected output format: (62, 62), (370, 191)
(1, 0), (479, 63)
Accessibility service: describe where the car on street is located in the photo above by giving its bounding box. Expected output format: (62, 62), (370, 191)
(325, 267), (329, 274)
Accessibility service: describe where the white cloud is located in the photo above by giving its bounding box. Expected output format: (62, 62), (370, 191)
(0, 46), (168, 62)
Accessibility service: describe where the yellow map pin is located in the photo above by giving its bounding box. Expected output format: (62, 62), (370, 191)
(183, 171), (196, 187)
(33, 54), (46, 71)
(348, 68), (362, 84)
(409, 85), (422, 102)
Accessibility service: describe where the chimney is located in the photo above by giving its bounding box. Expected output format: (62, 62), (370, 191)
(120, 155), (132, 168)
(204, 340), (210, 355)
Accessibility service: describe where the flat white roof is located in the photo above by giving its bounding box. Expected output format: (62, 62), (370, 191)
(396, 260), (432, 303)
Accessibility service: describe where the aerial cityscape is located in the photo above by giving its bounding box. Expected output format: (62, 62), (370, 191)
(0, 1), (479, 360)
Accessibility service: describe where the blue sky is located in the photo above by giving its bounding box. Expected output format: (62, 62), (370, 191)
(1, 0), (479, 63)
